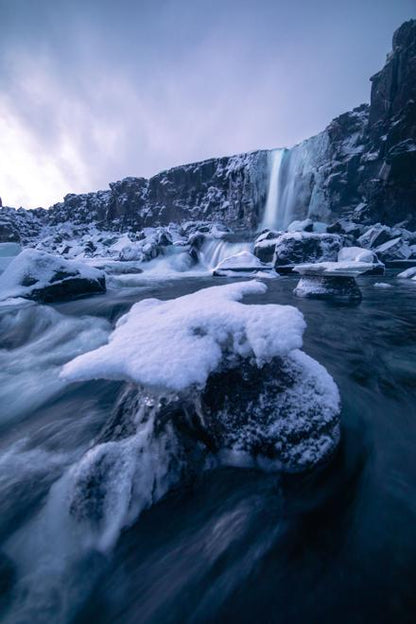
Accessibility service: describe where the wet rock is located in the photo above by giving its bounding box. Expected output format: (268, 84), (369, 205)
(294, 274), (362, 302)
(254, 230), (281, 263)
(327, 219), (363, 239)
(0, 552), (15, 611)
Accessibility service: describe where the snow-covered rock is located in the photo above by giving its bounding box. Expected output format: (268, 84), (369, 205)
(397, 266), (416, 280)
(212, 250), (274, 277)
(327, 220), (363, 238)
(337, 246), (385, 274)
(293, 261), (375, 276)
(62, 281), (340, 476)
(359, 225), (391, 249)
(253, 230), (281, 263)
(0, 249), (106, 302)
(287, 218), (314, 232)
(374, 237), (412, 262)
(273, 232), (343, 271)
(338, 246), (376, 263)
(294, 275), (362, 302)
(293, 261), (368, 301)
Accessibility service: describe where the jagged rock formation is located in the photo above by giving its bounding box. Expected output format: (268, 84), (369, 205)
(274, 20), (416, 229)
(0, 20), (414, 234)
(48, 152), (269, 231)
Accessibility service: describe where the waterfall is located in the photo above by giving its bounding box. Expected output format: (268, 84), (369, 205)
(260, 147), (303, 231)
(260, 149), (285, 231)
(199, 239), (253, 269)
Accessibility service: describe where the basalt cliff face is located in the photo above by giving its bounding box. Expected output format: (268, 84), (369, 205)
(1, 20), (415, 239)
(46, 151), (269, 232)
(262, 19), (416, 229)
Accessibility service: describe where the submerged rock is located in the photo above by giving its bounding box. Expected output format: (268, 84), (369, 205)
(0, 249), (106, 303)
(292, 261), (372, 302)
(294, 274), (362, 302)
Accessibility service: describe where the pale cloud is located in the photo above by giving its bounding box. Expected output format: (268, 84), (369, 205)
(0, 0), (414, 208)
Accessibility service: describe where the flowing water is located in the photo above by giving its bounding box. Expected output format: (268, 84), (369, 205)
(260, 149), (286, 231)
(0, 272), (415, 623)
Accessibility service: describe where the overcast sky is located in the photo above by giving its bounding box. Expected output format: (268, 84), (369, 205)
(0, 0), (414, 208)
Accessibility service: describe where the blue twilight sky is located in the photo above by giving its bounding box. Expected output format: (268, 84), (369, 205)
(0, 0), (415, 208)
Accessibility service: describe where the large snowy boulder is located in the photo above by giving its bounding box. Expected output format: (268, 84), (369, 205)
(61, 281), (340, 545)
(62, 281), (340, 468)
(253, 230), (281, 263)
(272, 232), (343, 271)
(287, 218), (314, 232)
(212, 251), (274, 277)
(293, 262), (372, 302)
(373, 237), (412, 262)
(337, 246), (385, 274)
(357, 224), (394, 248)
(0, 249), (106, 302)
(397, 266), (416, 280)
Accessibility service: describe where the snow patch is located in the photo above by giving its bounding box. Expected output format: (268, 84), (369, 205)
(62, 281), (305, 392)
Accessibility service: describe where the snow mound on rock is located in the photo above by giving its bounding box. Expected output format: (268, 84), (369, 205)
(397, 267), (416, 280)
(214, 250), (264, 271)
(293, 261), (375, 276)
(0, 249), (106, 302)
(337, 246), (376, 263)
(62, 281), (305, 391)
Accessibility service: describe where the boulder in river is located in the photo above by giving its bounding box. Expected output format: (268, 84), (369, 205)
(273, 232), (343, 273)
(292, 261), (371, 302)
(0, 249), (106, 303)
(61, 281), (341, 546)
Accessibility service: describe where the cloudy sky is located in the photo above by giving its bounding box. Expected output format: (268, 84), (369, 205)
(1, 0), (414, 208)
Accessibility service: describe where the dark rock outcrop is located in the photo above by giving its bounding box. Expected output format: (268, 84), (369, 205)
(47, 151), (269, 232)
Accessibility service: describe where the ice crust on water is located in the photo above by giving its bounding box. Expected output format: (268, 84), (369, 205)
(62, 281), (306, 391)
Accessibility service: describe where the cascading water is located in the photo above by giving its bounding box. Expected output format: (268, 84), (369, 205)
(199, 239), (253, 269)
(260, 148), (300, 232)
(260, 149), (285, 231)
